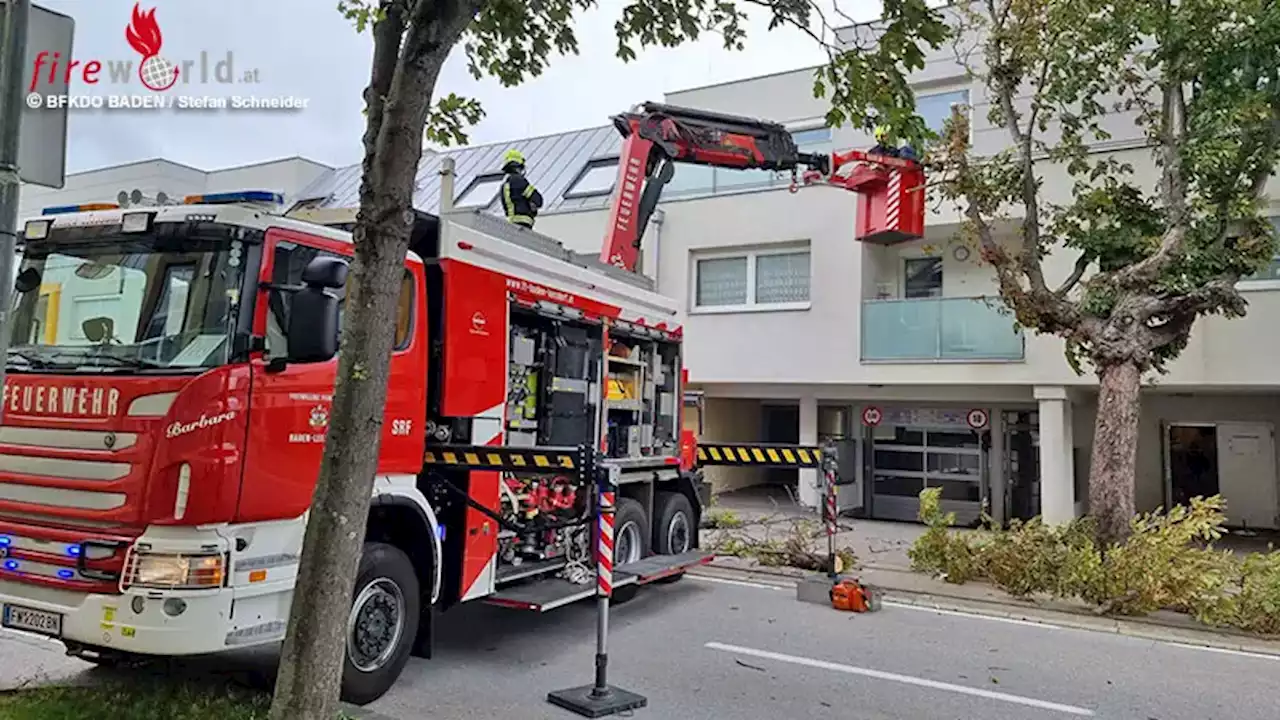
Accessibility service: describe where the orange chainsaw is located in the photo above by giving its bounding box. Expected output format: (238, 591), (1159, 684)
(830, 578), (881, 613)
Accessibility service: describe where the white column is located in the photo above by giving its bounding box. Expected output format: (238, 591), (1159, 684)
(1034, 386), (1076, 524)
(798, 397), (820, 508)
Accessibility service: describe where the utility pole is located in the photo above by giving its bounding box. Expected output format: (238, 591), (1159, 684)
(0, 0), (30, 405)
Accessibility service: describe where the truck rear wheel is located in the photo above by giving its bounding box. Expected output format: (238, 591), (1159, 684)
(608, 498), (648, 606)
(342, 542), (420, 706)
(653, 491), (694, 555)
(613, 497), (648, 566)
(650, 491), (695, 585)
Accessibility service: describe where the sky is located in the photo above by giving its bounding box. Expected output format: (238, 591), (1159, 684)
(27, 0), (881, 178)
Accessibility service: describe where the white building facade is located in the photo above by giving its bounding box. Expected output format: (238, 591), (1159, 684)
(17, 156), (334, 220)
(24, 19), (1280, 530)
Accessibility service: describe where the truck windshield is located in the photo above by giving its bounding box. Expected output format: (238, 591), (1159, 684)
(7, 224), (247, 373)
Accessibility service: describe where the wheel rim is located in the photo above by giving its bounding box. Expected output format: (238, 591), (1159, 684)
(347, 578), (406, 673)
(615, 521), (643, 564)
(666, 510), (691, 554)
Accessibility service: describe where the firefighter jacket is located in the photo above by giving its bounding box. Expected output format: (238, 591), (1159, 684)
(501, 171), (544, 228)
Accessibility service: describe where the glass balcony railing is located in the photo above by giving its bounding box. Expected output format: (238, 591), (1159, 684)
(861, 296), (1025, 362)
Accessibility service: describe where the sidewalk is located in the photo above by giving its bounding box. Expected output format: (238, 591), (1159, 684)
(705, 490), (929, 571)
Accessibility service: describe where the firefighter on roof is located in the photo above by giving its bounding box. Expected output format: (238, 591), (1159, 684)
(869, 124), (919, 162)
(500, 149), (545, 229)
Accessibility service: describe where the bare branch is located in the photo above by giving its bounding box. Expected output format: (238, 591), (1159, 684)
(1152, 276), (1243, 319)
(740, 0), (843, 54)
(1116, 80), (1189, 287)
(1054, 255), (1092, 297)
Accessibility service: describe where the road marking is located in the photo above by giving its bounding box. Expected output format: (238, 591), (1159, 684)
(1164, 642), (1280, 661)
(687, 573), (792, 591)
(882, 600), (1063, 630)
(705, 642), (1095, 717)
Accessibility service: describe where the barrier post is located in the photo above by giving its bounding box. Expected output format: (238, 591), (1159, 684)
(546, 453), (648, 718)
(822, 441), (839, 579)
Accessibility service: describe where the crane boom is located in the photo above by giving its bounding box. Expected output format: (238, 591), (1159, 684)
(599, 101), (926, 271)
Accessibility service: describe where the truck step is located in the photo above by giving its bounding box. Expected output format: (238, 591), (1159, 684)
(617, 550), (713, 583)
(483, 551), (712, 612)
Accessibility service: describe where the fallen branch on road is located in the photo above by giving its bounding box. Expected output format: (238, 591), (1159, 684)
(706, 513), (859, 574)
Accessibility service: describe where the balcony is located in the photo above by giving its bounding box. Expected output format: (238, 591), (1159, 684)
(861, 296), (1025, 362)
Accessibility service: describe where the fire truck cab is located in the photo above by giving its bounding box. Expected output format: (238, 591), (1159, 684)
(1, 191), (710, 704)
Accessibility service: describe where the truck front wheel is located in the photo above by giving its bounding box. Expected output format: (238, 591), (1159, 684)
(341, 542), (421, 706)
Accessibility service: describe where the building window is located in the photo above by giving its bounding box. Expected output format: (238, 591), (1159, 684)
(756, 251), (811, 303)
(917, 89), (970, 135)
(454, 173), (505, 209)
(1244, 216), (1280, 282)
(791, 126), (833, 153)
(713, 167), (775, 192)
(665, 164), (715, 198)
(904, 256), (942, 299)
(565, 158), (618, 198)
(693, 246), (811, 310)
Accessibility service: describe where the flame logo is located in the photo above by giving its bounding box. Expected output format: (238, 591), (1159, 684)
(125, 3), (179, 91)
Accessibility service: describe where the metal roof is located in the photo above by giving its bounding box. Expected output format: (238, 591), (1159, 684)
(293, 125), (622, 216)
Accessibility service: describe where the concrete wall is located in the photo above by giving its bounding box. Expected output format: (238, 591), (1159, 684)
(1073, 392), (1280, 523)
(700, 397), (764, 493)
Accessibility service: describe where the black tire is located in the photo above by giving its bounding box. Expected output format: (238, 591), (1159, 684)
(651, 492), (697, 585)
(341, 542), (421, 706)
(652, 492), (695, 555)
(608, 498), (648, 606)
(613, 497), (649, 566)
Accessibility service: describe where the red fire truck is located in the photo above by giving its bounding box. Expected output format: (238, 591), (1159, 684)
(0, 103), (922, 704)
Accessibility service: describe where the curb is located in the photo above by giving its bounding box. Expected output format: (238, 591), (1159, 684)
(341, 703), (402, 720)
(697, 558), (1280, 659)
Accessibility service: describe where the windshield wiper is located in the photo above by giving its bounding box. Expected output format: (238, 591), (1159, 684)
(7, 348), (57, 369)
(77, 353), (168, 370)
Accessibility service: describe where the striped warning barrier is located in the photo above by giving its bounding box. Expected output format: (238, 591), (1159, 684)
(423, 444), (579, 473)
(695, 443), (824, 469)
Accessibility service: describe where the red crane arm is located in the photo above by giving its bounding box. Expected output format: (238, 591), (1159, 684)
(598, 102), (925, 271)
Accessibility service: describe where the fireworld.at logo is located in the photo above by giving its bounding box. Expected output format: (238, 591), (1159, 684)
(27, 2), (262, 93)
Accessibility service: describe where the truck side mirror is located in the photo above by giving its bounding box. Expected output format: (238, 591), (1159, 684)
(301, 256), (348, 289)
(14, 268), (40, 294)
(286, 257), (348, 364)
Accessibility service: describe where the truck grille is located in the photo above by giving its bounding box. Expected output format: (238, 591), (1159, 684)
(0, 426), (146, 593)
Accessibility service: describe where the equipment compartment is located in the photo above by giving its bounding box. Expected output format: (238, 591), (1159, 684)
(604, 327), (681, 460)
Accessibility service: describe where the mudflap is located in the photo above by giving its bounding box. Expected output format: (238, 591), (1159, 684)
(411, 603), (434, 659)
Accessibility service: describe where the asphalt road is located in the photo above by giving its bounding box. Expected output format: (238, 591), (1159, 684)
(2, 570), (1277, 719)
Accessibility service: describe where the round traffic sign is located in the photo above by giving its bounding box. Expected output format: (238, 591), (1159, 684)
(966, 408), (989, 430)
(861, 406), (882, 427)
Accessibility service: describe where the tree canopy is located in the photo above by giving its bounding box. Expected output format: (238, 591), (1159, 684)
(338, 0), (953, 150)
(933, 0), (1280, 541)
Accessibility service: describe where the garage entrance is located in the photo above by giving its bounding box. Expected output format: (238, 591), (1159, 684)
(1165, 422), (1278, 530)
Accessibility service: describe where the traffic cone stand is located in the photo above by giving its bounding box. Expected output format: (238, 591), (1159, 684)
(546, 454), (648, 718)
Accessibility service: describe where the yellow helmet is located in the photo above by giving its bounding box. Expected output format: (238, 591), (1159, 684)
(502, 148), (525, 167)
(873, 125), (891, 142)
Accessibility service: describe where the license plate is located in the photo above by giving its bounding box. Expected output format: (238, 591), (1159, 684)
(2, 604), (63, 637)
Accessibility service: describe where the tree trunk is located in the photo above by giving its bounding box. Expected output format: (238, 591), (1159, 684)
(1087, 360), (1142, 546)
(268, 14), (451, 719)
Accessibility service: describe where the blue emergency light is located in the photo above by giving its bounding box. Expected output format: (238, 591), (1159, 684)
(183, 190), (283, 205)
(41, 202), (121, 216)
